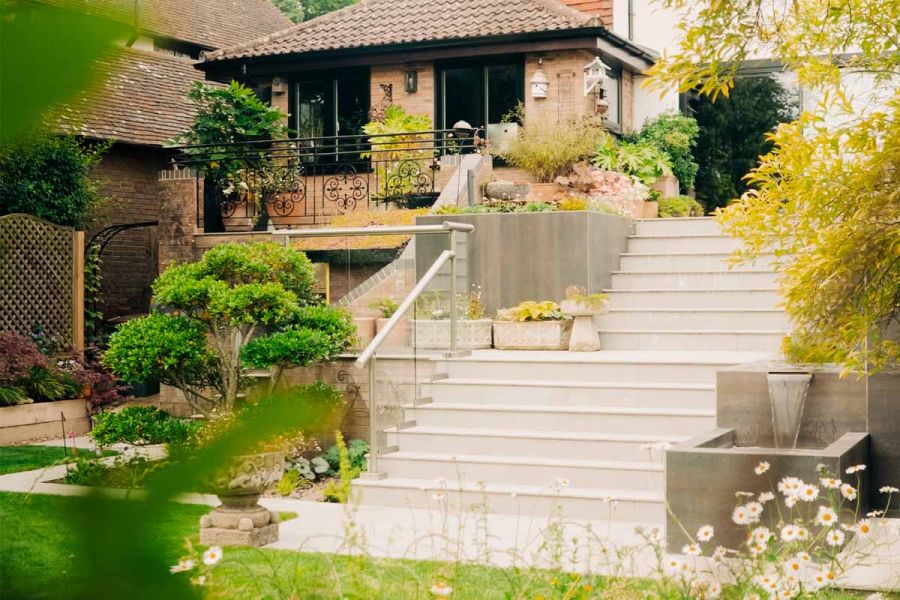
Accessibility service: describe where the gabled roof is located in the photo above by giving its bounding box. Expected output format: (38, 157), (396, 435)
(203, 0), (600, 63)
(54, 48), (210, 147)
(37, 0), (292, 50)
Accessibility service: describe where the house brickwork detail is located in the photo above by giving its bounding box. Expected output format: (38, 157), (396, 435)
(370, 63), (436, 124)
(524, 51), (597, 124)
(622, 70), (635, 132)
(559, 0), (613, 26)
(157, 169), (201, 271)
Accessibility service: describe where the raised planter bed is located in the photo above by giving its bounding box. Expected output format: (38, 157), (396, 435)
(0, 399), (90, 445)
(493, 320), (572, 351)
(413, 319), (493, 349)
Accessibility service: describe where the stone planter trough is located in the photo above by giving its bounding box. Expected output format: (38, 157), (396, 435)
(413, 319), (493, 349)
(493, 320), (572, 351)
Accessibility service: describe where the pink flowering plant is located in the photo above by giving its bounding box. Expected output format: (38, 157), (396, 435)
(658, 461), (898, 599)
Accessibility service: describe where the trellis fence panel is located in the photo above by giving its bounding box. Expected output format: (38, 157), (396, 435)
(0, 213), (84, 351)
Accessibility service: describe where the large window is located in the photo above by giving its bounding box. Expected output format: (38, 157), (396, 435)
(437, 60), (524, 132)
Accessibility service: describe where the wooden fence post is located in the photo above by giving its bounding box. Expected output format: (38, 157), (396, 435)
(72, 230), (85, 353)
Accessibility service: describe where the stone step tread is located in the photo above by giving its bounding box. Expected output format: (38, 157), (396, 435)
(447, 349), (770, 365)
(354, 477), (665, 503)
(403, 402), (715, 418)
(380, 451), (664, 472)
(602, 287), (779, 293)
(636, 217), (715, 222)
(597, 329), (787, 335)
(390, 425), (692, 444)
(627, 233), (732, 240)
(611, 269), (775, 275)
(619, 251), (773, 257)
(428, 378), (715, 391)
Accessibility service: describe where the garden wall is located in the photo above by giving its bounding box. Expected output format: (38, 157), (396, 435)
(415, 211), (632, 315)
(0, 399), (90, 445)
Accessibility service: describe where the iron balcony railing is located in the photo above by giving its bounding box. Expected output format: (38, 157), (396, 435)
(171, 129), (483, 232)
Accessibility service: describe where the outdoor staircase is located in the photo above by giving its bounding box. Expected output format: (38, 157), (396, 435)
(354, 217), (789, 526)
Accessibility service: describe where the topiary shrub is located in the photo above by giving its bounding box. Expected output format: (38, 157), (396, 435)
(658, 196), (705, 218)
(0, 135), (107, 228)
(90, 405), (201, 448)
(103, 242), (355, 416)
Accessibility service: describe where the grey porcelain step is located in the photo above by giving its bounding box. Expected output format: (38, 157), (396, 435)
(377, 452), (665, 491)
(618, 252), (776, 272)
(386, 426), (688, 462)
(603, 289), (781, 310)
(627, 234), (742, 254)
(596, 329), (785, 352)
(353, 477), (666, 522)
(634, 217), (721, 237)
(610, 270), (778, 290)
(596, 309), (790, 331)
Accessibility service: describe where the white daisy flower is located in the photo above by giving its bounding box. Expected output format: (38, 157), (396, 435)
(732, 506), (752, 525)
(202, 546), (223, 566)
(735, 491), (755, 498)
(855, 519), (874, 536)
(430, 581), (453, 597)
(841, 483), (858, 500)
(845, 464), (866, 474)
(431, 492), (446, 501)
(748, 541), (766, 555)
(758, 491), (775, 503)
(778, 477), (803, 497)
(696, 525), (714, 542)
(796, 526), (810, 541)
(712, 546), (728, 560)
(798, 484), (820, 502)
(705, 579), (722, 598)
(169, 559), (195, 574)
(755, 461), (770, 475)
(751, 526), (773, 544)
(815, 506), (838, 527)
(795, 551), (811, 563)
(665, 558), (685, 575)
(192, 575), (206, 586)
(820, 477), (842, 489)
(682, 543), (702, 556)
(745, 501), (764, 518)
(867, 510), (885, 518)
(879, 486), (900, 494)
(785, 496), (798, 508)
(780, 524), (799, 542)
(826, 529), (846, 546)
(783, 557), (804, 576)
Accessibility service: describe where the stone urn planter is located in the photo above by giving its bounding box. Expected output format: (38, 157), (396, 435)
(493, 320), (572, 350)
(220, 196), (255, 232)
(413, 319), (493, 349)
(375, 318), (410, 348)
(560, 298), (608, 352)
(200, 451), (285, 547)
(485, 180), (531, 202)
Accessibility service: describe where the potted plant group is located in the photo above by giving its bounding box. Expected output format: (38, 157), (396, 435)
(368, 297), (408, 348)
(560, 286), (608, 352)
(413, 288), (493, 349)
(103, 242), (356, 545)
(493, 301), (573, 350)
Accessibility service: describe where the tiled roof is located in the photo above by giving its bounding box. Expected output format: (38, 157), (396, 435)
(37, 0), (292, 49)
(203, 0), (598, 62)
(54, 48), (211, 147)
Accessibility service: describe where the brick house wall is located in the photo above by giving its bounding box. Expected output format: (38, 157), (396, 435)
(88, 144), (170, 316)
(524, 50), (597, 124)
(370, 62), (436, 124)
(622, 70), (635, 132)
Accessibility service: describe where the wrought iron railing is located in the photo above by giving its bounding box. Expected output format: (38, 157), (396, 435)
(171, 129), (482, 232)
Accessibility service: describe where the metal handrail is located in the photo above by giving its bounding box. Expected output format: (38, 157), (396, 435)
(275, 222), (473, 240)
(355, 249), (455, 369)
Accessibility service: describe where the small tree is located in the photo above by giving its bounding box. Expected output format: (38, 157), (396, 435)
(623, 112), (699, 191)
(103, 243), (355, 415)
(691, 76), (796, 209)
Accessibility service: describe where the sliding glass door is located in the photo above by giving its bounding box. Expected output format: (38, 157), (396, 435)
(438, 60), (524, 131)
(292, 69), (370, 162)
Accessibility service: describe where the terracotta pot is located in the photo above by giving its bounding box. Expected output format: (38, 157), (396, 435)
(651, 174), (679, 198)
(492, 320), (573, 350)
(353, 317), (377, 348)
(642, 200), (659, 219)
(220, 197), (255, 232)
(266, 190), (308, 227)
(528, 182), (563, 203)
(376, 318), (410, 348)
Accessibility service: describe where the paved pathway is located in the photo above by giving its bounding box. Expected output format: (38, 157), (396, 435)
(1, 459), (897, 590)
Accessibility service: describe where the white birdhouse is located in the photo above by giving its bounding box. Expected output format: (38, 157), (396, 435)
(530, 62), (550, 99)
(583, 57), (612, 97)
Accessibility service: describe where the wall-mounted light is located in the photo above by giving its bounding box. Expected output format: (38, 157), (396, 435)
(404, 70), (418, 94)
(530, 59), (549, 99)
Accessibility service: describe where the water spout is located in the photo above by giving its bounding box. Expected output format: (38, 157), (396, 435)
(767, 371), (813, 449)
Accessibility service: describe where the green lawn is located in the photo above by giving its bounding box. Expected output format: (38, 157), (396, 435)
(0, 445), (116, 475)
(0, 492), (893, 600)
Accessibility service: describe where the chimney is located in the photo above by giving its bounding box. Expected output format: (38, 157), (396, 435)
(559, 0), (613, 27)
